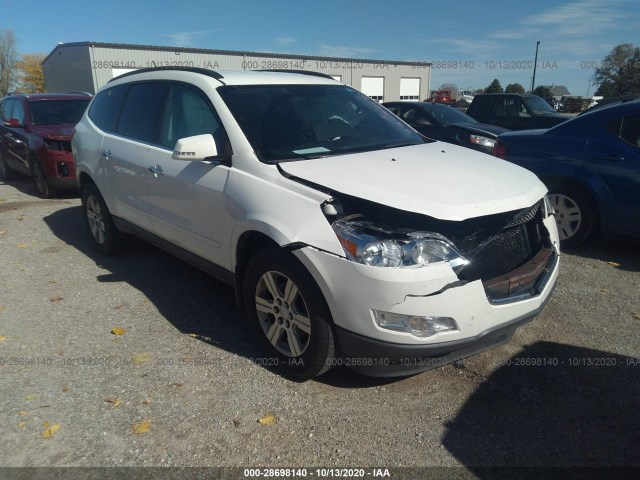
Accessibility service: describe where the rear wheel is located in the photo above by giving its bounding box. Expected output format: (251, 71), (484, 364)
(547, 185), (596, 247)
(81, 182), (122, 255)
(243, 248), (336, 380)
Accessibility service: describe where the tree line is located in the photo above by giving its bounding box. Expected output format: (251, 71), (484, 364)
(0, 29), (45, 96)
(442, 43), (639, 101)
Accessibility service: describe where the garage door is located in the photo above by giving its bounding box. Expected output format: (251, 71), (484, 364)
(400, 78), (420, 101)
(361, 76), (384, 102)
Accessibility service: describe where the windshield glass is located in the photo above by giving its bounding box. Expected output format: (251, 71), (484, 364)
(29, 99), (90, 125)
(523, 96), (556, 115)
(218, 84), (424, 162)
(427, 104), (476, 126)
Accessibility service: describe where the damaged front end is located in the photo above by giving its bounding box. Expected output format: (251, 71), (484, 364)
(322, 192), (559, 304)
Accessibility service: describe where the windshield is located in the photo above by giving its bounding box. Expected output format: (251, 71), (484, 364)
(29, 99), (90, 125)
(218, 84), (424, 162)
(523, 96), (556, 115)
(427, 104), (476, 126)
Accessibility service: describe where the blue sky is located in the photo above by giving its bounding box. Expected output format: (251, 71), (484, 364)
(2, 0), (638, 95)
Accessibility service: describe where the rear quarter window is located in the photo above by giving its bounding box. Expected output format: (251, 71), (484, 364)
(468, 96), (493, 116)
(88, 85), (130, 133)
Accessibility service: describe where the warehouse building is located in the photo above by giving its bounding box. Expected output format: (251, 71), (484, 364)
(42, 42), (431, 102)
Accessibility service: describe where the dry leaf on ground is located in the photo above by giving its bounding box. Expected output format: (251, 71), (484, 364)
(132, 418), (151, 434)
(607, 261), (621, 267)
(42, 424), (61, 438)
(25, 394), (37, 401)
(131, 353), (152, 364)
(104, 398), (121, 407)
(258, 412), (277, 426)
(111, 327), (126, 335)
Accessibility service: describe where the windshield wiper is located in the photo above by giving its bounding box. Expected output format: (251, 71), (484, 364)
(382, 141), (420, 149)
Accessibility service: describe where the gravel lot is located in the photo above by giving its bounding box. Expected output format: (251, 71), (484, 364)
(0, 177), (638, 476)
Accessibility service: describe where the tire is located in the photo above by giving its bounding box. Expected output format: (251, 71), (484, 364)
(32, 160), (56, 198)
(0, 149), (17, 180)
(547, 185), (596, 248)
(80, 182), (122, 255)
(243, 248), (336, 380)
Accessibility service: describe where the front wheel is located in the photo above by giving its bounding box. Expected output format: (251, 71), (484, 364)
(547, 185), (596, 247)
(243, 248), (336, 380)
(32, 160), (55, 198)
(81, 182), (122, 255)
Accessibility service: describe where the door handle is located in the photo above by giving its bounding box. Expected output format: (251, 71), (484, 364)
(101, 149), (112, 159)
(148, 165), (164, 177)
(593, 153), (624, 162)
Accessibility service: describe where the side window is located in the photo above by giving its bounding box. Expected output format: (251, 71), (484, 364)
(117, 83), (170, 143)
(1, 99), (14, 123)
(469, 96), (492, 116)
(620, 115), (640, 148)
(12, 100), (25, 124)
(160, 84), (230, 153)
(494, 98), (519, 118)
(88, 85), (130, 133)
(385, 104), (400, 115)
(401, 107), (430, 125)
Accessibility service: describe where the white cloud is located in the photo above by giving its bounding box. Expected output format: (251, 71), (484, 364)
(165, 29), (222, 48)
(522, 0), (628, 36)
(421, 38), (506, 57)
(275, 36), (295, 47)
(317, 44), (376, 58)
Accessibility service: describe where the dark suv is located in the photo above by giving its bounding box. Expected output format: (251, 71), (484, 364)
(0, 93), (91, 197)
(466, 93), (571, 131)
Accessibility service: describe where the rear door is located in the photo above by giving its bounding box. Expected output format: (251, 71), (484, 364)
(586, 113), (640, 235)
(100, 82), (170, 230)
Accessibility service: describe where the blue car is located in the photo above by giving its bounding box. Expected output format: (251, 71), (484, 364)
(493, 100), (640, 246)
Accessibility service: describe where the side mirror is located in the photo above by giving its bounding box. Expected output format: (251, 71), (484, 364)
(172, 134), (218, 161)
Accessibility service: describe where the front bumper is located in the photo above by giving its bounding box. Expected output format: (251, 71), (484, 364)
(38, 149), (77, 189)
(334, 280), (555, 377)
(292, 216), (559, 376)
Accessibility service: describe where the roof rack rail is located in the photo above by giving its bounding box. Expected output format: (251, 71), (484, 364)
(108, 66), (225, 83)
(255, 69), (336, 80)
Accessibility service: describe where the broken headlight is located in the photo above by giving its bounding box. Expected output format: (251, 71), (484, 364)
(332, 218), (468, 269)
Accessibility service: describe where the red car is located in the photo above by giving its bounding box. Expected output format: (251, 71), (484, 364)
(428, 90), (454, 105)
(0, 93), (91, 197)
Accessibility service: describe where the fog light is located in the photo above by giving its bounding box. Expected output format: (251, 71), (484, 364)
(56, 162), (69, 177)
(373, 310), (458, 337)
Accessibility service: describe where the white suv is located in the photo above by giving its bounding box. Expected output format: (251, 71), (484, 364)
(72, 67), (560, 379)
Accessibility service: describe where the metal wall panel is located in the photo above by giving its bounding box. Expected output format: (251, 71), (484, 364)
(42, 45), (94, 93)
(44, 43), (431, 100)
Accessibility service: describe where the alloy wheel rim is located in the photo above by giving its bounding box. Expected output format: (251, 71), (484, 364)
(86, 196), (106, 244)
(255, 271), (312, 357)
(548, 193), (581, 241)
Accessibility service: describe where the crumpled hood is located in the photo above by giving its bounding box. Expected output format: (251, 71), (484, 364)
(279, 142), (547, 221)
(30, 124), (74, 140)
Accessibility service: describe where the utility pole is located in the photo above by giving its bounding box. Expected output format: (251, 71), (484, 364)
(530, 41), (540, 93)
